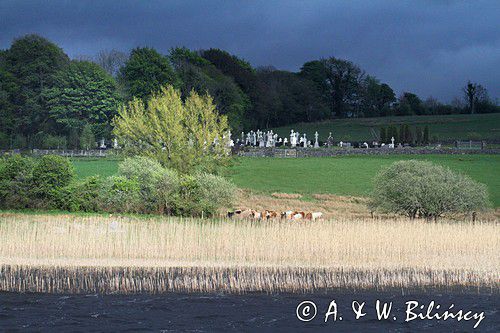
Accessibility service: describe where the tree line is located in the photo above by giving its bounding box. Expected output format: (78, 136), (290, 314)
(0, 34), (497, 149)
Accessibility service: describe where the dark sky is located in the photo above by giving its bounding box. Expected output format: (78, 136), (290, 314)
(1, 0), (498, 102)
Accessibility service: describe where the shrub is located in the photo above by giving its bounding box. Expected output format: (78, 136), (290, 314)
(118, 156), (179, 213)
(62, 176), (103, 212)
(98, 175), (142, 213)
(194, 172), (236, 215)
(0, 155), (33, 182)
(0, 154), (235, 217)
(0, 155), (35, 208)
(174, 172), (235, 217)
(31, 155), (75, 206)
(370, 160), (490, 220)
(156, 168), (180, 215)
(175, 175), (202, 216)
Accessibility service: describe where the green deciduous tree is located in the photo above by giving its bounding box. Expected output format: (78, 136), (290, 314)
(113, 85), (230, 173)
(5, 34), (70, 146)
(43, 60), (120, 140)
(120, 47), (177, 100)
(359, 76), (396, 117)
(397, 92), (424, 115)
(0, 57), (19, 143)
(171, 47), (249, 130)
(252, 68), (328, 128)
(322, 58), (364, 117)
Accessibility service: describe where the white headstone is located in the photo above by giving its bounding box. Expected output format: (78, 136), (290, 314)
(389, 136), (395, 149)
(258, 131), (265, 147)
(314, 131), (319, 148)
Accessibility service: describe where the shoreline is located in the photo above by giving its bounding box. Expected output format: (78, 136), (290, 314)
(1, 264), (498, 294)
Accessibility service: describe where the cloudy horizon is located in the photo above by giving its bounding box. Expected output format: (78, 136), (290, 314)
(1, 0), (498, 103)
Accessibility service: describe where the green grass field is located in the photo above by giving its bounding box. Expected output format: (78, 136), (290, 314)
(71, 158), (119, 179)
(271, 113), (500, 142)
(71, 155), (500, 207)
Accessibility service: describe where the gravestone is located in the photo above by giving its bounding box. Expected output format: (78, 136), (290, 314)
(290, 130), (296, 147)
(327, 132), (334, 147)
(314, 131), (319, 148)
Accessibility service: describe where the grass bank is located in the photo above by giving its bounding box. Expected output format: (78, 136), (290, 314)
(228, 155), (500, 207)
(68, 154), (500, 207)
(0, 213), (498, 293)
(271, 113), (500, 142)
(71, 158), (119, 179)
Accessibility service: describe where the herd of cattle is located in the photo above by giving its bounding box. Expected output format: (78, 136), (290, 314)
(227, 209), (323, 221)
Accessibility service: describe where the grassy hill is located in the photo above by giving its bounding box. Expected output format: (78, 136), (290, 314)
(270, 113), (500, 142)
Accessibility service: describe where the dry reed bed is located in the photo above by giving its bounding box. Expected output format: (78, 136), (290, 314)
(0, 213), (498, 293)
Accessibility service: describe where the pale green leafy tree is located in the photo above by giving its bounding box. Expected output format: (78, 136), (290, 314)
(113, 85), (229, 173)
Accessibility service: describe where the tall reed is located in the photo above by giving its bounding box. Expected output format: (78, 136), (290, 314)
(0, 214), (498, 293)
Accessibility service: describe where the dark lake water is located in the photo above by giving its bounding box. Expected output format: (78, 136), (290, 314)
(1, 289), (498, 332)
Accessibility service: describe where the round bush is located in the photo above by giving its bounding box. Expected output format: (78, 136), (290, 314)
(195, 172), (236, 215)
(370, 160), (490, 219)
(174, 173), (236, 217)
(0, 155), (34, 181)
(118, 156), (179, 213)
(0, 155), (35, 208)
(98, 175), (142, 213)
(32, 155), (75, 191)
(62, 176), (103, 212)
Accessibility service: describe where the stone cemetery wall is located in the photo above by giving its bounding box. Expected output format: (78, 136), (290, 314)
(236, 147), (500, 158)
(31, 149), (111, 157)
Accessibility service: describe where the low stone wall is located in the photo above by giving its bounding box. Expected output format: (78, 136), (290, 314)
(236, 147), (500, 158)
(0, 149), (119, 157)
(30, 149), (111, 157)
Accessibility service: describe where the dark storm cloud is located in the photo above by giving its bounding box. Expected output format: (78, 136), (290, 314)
(0, 0), (498, 102)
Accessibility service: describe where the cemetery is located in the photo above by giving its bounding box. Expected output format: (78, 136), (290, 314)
(4, 127), (497, 159)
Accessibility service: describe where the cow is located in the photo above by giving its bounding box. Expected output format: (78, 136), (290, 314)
(227, 209), (244, 218)
(291, 211), (305, 220)
(264, 210), (279, 219)
(311, 212), (323, 220)
(251, 210), (262, 219)
(227, 209), (253, 219)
